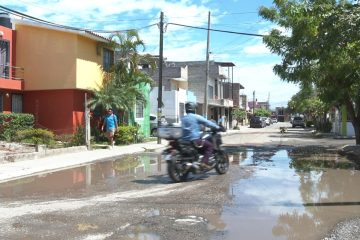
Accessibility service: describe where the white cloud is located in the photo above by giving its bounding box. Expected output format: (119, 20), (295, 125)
(2, 0), (298, 108)
(234, 62), (299, 108)
(243, 43), (270, 55)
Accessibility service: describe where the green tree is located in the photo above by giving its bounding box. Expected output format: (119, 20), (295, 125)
(259, 0), (360, 144)
(287, 84), (330, 121)
(88, 30), (155, 114)
(232, 108), (247, 129)
(254, 108), (271, 117)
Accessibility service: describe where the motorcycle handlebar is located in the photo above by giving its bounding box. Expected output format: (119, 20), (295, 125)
(211, 126), (226, 133)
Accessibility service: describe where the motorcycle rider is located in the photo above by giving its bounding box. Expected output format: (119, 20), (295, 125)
(181, 102), (222, 169)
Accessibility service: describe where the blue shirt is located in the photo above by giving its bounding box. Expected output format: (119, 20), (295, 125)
(181, 113), (219, 141)
(104, 114), (117, 131)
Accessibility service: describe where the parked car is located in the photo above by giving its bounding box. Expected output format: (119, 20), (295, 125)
(271, 117), (278, 123)
(292, 116), (305, 128)
(259, 117), (269, 126)
(250, 116), (266, 128)
(150, 114), (167, 136)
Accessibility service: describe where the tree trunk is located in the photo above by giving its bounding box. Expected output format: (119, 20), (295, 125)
(353, 119), (360, 145)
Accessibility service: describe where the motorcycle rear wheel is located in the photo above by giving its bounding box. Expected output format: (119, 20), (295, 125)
(167, 161), (189, 183)
(215, 150), (229, 174)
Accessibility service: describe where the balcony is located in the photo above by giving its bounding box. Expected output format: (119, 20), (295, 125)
(208, 98), (233, 107)
(0, 64), (24, 91)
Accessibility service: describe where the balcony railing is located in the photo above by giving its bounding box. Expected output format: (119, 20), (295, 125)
(208, 98), (233, 107)
(0, 64), (24, 80)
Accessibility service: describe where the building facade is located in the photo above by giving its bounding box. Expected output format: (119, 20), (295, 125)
(167, 61), (235, 128)
(0, 14), (24, 113)
(143, 65), (196, 124)
(12, 19), (111, 134)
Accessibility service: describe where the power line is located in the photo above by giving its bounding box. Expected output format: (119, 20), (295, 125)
(12, 0), (158, 23)
(168, 22), (266, 37)
(1, 5), (265, 39)
(0, 5), (156, 33)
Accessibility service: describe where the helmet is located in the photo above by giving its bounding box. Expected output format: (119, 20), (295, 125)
(185, 102), (197, 113)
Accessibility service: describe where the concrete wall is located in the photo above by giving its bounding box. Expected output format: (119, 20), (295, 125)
(150, 87), (189, 123)
(332, 108), (355, 137)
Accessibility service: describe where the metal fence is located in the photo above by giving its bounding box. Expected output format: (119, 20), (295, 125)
(0, 64), (24, 80)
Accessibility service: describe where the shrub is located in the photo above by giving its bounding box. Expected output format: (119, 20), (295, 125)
(55, 126), (86, 147)
(70, 125), (86, 146)
(306, 120), (314, 127)
(115, 125), (139, 145)
(15, 128), (55, 145)
(0, 113), (34, 141)
(55, 134), (74, 148)
(315, 121), (332, 133)
(91, 126), (107, 143)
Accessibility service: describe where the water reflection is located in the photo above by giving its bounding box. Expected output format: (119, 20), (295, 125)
(219, 148), (360, 240)
(0, 153), (163, 199)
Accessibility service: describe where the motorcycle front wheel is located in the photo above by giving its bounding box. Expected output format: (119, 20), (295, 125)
(215, 150), (229, 174)
(167, 161), (189, 183)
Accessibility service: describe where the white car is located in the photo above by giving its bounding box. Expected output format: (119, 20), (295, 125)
(260, 117), (270, 126)
(150, 114), (167, 136)
(271, 117), (278, 123)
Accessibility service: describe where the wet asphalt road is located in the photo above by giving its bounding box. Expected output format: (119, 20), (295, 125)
(0, 157), (249, 240)
(0, 123), (359, 240)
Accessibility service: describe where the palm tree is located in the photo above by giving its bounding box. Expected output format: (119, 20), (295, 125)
(88, 30), (156, 116)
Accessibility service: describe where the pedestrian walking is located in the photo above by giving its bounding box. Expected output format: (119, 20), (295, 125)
(101, 108), (118, 148)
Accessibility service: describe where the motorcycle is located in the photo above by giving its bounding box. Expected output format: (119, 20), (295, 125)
(158, 125), (229, 183)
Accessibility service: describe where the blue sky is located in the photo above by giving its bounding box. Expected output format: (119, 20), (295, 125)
(1, 0), (299, 109)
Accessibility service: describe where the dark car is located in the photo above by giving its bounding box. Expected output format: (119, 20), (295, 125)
(250, 116), (266, 128)
(292, 116), (305, 128)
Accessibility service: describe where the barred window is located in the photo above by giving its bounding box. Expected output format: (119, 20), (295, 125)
(103, 48), (114, 72)
(12, 94), (22, 113)
(136, 101), (144, 118)
(0, 40), (10, 78)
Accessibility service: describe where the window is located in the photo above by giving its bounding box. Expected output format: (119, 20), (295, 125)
(103, 48), (114, 72)
(0, 40), (10, 78)
(135, 101), (144, 118)
(12, 94), (22, 113)
(179, 102), (185, 118)
(208, 85), (214, 99)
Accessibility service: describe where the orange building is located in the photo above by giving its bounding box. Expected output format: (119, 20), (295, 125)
(0, 14), (24, 113)
(3, 18), (113, 135)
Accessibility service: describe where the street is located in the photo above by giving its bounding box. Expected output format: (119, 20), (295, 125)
(0, 123), (359, 240)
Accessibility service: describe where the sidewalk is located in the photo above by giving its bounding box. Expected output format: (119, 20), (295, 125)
(0, 129), (242, 183)
(0, 141), (168, 183)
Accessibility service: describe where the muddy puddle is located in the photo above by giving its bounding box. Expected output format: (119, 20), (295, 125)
(1, 147), (360, 240)
(0, 153), (164, 199)
(214, 147), (360, 240)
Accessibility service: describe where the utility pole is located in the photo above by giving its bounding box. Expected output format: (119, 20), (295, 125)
(204, 11), (210, 118)
(84, 93), (91, 150)
(253, 90), (255, 115)
(157, 12), (164, 144)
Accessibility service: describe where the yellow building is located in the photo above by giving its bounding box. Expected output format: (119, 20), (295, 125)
(13, 19), (112, 134)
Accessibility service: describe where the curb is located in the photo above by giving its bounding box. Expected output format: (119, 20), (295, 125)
(0, 146), (88, 164)
(0, 143), (167, 183)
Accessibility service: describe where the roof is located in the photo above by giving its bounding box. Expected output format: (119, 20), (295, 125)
(215, 62), (235, 67)
(11, 18), (110, 43)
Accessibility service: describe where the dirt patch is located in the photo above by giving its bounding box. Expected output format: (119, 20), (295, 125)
(288, 145), (359, 170)
(0, 142), (35, 155)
